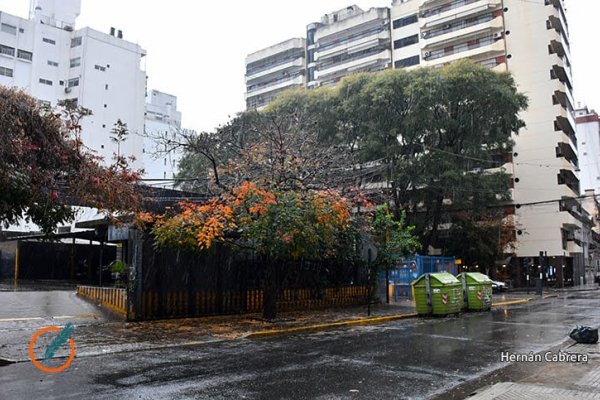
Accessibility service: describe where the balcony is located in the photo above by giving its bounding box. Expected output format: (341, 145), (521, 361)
(317, 30), (389, 59)
(246, 57), (305, 84)
(557, 169), (580, 195)
(554, 111), (576, 138)
(560, 198), (592, 226)
(546, 0), (569, 37)
(422, 35), (504, 66)
(552, 79), (574, 113)
(420, 0), (502, 29)
(551, 64), (572, 90)
(316, 48), (391, 79)
(421, 15), (503, 49)
(555, 142), (578, 168)
(245, 75), (305, 98)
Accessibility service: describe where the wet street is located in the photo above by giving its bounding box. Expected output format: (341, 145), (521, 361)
(1, 291), (599, 399)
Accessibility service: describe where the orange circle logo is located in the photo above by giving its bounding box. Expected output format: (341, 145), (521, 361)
(28, 326), (76, 373)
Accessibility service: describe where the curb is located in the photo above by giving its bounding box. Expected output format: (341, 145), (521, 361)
(491, 298), (533, 307)
(246, 313), (418, 338)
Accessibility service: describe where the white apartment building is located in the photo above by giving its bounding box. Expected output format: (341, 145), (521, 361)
(144, 89), (183, 181)
(308, 5), (392, 88)
(0, 0), (146, 170)
(576, 107), (600, 195)
(245, 38), (306, 109)
(244, 0), (584, 284)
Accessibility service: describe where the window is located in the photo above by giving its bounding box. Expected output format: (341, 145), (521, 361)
(17, 49), (32, 61)
(0, 65), (13, 77)
(47, 60), (59, 67)
(70, 57), (81, 68)
(38, 100), (51, 108)
(67, 77), (79, 88)
(1, 23), (17, 35)
(39, 78), (53, 86)
(394, 34), (419, 49)
(393, 14), (418, 29)
(94, 64), (106, 72)
(394, 55), (420, 68)
(70, 37), (82, 47)
(0, 44), (15, 57)
(42, 37), (56, 45)
(105, 84), (109, 90)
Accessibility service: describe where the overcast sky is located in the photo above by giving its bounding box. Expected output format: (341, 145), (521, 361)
(0, 0), (598, 132)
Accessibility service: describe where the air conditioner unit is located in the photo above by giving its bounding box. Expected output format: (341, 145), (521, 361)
(64, 87), (71, 93)
(424, 51), (431, 58)
(421, 32), (429, 39)
(493, 32), (503, 39)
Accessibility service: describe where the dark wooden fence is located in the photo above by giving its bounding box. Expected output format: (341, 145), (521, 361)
(128, 231), (367, 320)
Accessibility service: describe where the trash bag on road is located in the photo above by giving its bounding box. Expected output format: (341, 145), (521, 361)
(569, 326), (599, 344)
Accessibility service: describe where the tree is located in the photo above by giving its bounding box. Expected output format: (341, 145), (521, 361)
(368, 204), (421, 306)
(151, 182), (357, 319)
(0, 87), (142, 234)
(336, 60), (527, 262)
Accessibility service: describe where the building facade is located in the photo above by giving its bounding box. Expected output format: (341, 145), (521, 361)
(245, 38), (306, 110)
(245, 0), (585, 284)
(144, 89), (183, 181)
(576, 107), (600, 195)
(308, 5), (392, 88)
(0, 0), (158, 173)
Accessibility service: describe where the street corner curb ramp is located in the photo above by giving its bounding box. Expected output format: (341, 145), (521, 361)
(77, 285), (127, 316)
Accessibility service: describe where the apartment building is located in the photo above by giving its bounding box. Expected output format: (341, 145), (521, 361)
(245, 38), (306, 109)
(576, 107), (600, 195)
(144, 89), (183, 181)
(0, 0), (146, 170)
(308, 6), (392, 88)
(243, 0), (585, 283)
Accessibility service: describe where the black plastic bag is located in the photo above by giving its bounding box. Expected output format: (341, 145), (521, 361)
(569, 326), (599, 344)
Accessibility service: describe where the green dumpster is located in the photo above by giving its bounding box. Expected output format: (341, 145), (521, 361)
(412, 272), (462, 316)
(457, 272), (493, 311)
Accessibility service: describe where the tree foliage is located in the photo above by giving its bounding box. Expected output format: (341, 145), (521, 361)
(165, 60), (526, 290)
(0, 87), (142, 234)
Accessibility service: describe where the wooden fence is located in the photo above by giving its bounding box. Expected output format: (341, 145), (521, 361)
(139, 286), (369, 319)
(77, 285), (127, 316)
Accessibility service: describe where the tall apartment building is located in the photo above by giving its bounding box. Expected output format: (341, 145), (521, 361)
(144, 89), (183, 181)
(576, 107), (600, 195)
(245, 0), (585, 282)
(307, 6), (391, 88)
(245, 38), (306, 109)
(1, 0), (146, 170)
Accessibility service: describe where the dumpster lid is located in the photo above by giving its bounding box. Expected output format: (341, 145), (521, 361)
(458, 272), (492, 283)
(413, 272), (459, 285)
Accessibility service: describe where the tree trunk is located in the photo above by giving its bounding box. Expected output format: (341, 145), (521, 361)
(423, 192), (444, 254)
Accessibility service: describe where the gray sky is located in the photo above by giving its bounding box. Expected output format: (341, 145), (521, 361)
(0, 0), (598, 132)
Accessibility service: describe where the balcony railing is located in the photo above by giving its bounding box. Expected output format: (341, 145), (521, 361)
(424, 34), (500, 61)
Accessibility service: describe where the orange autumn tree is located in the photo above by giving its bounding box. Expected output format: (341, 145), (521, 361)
(151, 181), (356, 319)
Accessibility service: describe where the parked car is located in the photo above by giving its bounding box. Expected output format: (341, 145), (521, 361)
(492, 280), (507, 292)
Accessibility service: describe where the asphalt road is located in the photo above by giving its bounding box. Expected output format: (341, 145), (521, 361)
(1, 292), (599, 399)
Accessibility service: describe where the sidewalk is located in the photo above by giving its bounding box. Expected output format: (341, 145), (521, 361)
(469, 340), (600, 399)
